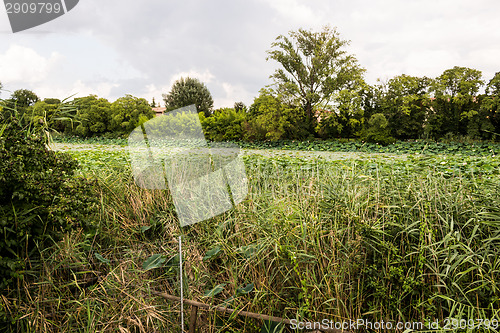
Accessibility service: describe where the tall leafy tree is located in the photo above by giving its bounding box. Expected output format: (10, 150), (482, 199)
(109, 95), (155, 135)
(480, 72), (500, 139)
(427, 66), (484, 139)
(246, 88), (309, 140)
(375, 75), (430, 139)
(266, 26), (366, 134)
(72, 95), (112, 137)
(10, 89), (40, 108)
(162, 77), (214, 117)
(4, 89), (40, 121)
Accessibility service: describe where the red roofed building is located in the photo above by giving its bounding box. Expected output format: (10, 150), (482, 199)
(152, 107), (166, 116)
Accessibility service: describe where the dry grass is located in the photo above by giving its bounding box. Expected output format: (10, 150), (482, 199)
(3, 154), (500, 332)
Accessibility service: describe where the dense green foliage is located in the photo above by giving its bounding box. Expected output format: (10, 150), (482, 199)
(3, 141), (498, 332)
(361, 113), (396, 144)
(1, 89), (40, 122)
(244, 88), (311, 140)
(162, 77), (214, 117)
(0, 113), (98, 292)
(108, 95), (154, 135)
(266, 26), (366, 135)
(2, 30), (500, 144)
(28, 94), (156, 138)
(199, 107), (246, 141)
(72, 95), (112, 137)
(372, 75), (430, 140)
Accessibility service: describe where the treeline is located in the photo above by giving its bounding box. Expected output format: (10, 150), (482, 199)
(0, 91), (155, 138)
(1, 69), (499, 144)
(196, 67), (500, 144)
(1, 26), (500, 144)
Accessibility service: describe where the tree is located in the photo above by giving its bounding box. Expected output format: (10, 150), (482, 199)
(375, 75), (430, 139)
(362, 113), (395, 145)
(27, 98), (77, 134)
(10, 89), (40, 108)
(4, 89), (40, 121)
(427, 67), (484, 139)
(234, 101), (247, 113)
(480, 72), (500, 139)
(266, 26), (366, 134)
(72, 95), (112, 137)
(246, 88), (309, 140)
(109, 95), (155, 135)
(162, 77), (214, 117)
(200, 107), (246, 141)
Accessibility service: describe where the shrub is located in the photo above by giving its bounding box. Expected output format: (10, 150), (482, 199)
(362, 113), (396, 145)
(200, 108), (246, 141)
(0, 114), (98, 290)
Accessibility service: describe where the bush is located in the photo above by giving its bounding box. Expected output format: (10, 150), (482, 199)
(0, 114), (98, 290)
(362, 113), (396, 145)
(200, 108), (246, 141)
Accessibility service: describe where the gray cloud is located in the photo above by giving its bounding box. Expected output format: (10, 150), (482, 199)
(1, 0), (500, 106)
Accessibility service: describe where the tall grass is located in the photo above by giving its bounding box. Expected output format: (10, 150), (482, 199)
(3, 151), (500, 332)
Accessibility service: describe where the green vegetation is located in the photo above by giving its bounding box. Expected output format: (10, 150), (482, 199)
(1, 24), (500, 332)
(266, 26), (366, 136)
(162, 77), (214, 117)
(1, 137), (499, 332)
(199, 107), (246, 141)
(53, 135), (500, 156)
(0, 110), (98, 328)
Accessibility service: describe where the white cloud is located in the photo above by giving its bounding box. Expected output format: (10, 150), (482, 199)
(215, 82), (254, 108)
(32, 80), (120, 101)
(0, 45), (63, 84)
(69, 80), (120, 99)
(168, 69), (215, 87)
(262, 0), (319, 26)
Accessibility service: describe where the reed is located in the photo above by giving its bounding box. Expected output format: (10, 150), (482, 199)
(3, 149), (499, 332)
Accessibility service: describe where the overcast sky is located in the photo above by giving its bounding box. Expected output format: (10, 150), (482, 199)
(1, 0), (500, 108)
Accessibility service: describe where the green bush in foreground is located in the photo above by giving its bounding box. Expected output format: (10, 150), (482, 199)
(0, 114), (98, 291)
